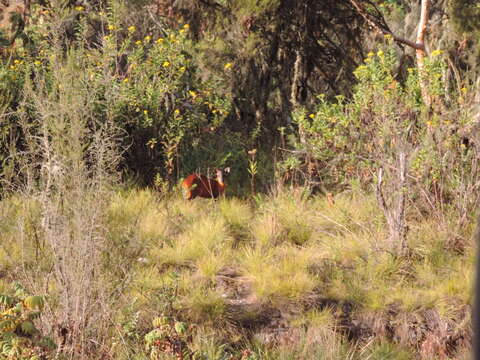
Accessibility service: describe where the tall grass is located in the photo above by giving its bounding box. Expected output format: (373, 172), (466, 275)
(0, 185), (473, 358)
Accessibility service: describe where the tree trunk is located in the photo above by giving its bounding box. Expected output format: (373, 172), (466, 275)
(416, 0), (431, 109)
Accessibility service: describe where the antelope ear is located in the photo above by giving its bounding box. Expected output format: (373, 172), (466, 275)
(224, 167), (230, 173)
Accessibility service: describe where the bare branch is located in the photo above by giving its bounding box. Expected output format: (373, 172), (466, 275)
(349, 0), (425, 51)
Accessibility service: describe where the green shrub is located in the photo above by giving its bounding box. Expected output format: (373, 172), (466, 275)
(0, 283), (55, 360)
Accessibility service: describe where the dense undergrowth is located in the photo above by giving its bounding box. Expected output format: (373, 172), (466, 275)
(0, 188), (474, 359)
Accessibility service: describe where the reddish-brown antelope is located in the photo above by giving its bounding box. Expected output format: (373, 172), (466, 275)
(182, 167), (230, 200)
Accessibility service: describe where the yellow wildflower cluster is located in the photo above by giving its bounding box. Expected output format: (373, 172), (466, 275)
(431, 49), (443, 57)
(75, 6), (84, 11)
(128, 26), (136, 33)
(308, 113), (315, 119)
(156, 38), (164, 44)
(144, 35), (151, 42)
(162, 61), (170, 68)
(174, 109), (180, 115)
(224, 62), (233, 70)
(107, 24), (115, 31)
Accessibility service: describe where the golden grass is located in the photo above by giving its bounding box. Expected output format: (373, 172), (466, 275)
(240, 246), (316, 302)
(2, 187), (473, 357)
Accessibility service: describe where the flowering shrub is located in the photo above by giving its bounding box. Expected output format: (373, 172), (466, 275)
(283, 38), (480, 221)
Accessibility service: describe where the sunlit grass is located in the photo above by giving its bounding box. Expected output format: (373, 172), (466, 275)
(240, 246), (316, 302)
(1, 186), (474, 358)
(250, 211), (280, 248)
(218, 198), (252, 231)
(152, 215), (230, 266)
(179, 286), (226, 324)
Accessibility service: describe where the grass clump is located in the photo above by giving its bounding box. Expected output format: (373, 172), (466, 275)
(240, 246), (315, 302)
(152, 215), (231, 273)
(219, 198), (252, 244)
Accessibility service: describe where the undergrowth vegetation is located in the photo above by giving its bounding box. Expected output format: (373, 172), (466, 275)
(2, 188), (471, 358)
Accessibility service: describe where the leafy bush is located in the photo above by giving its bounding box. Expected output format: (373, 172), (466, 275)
(0, 283), (55, 360)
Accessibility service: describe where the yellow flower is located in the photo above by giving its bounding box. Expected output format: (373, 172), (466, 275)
(128, 26), (136, 32)
(169, 34), (176, 40)
(107, 24), (115, 31)
(146, 138), (157, 149)
(34, 60), (41, 65)
(183, 24), (190, 30)
(135, 40), (142, 45)
(188, 90), (196, 97)
(98, 11), (104, 16)
(377, 50), (384, 57)
(367, 51), (375, 57)
(103, 35), (110, 40)
(123, 77), (129, 83)
(13, 59), (21, 64)
(144, 35), (151, 42)
(174, 109), (180, 115)
(9, 65), (15, 70)
(431, 49), (443, 57)
(179, 29), (185, 34)
(224, 62), (233, 70)
(407, 67), (414, 73)
(75, 6), (84, 11)
(143, 109), (148, 115)
(309, 113), (315, 119)
(156, 38), (164, 44)
(162, 61), (170, 68)
(426, 121), (432, 126)
(384, 34), (393, 40)
(179, 66), (186, 72)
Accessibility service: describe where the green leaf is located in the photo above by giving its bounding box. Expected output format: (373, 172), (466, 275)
(24, 296), (44, 310)
(20, 321), (37, 335)
(144, 329), (163, 346)
(0, 295), (15, 307)
(174, 321), (187, 335)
